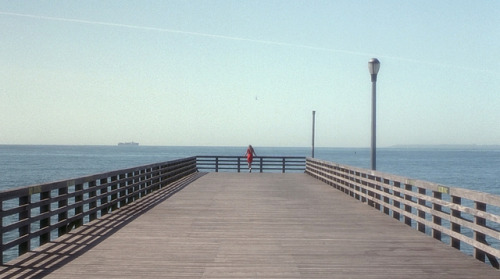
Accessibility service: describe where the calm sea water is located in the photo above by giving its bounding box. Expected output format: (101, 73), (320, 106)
(1, 145), (499, 195)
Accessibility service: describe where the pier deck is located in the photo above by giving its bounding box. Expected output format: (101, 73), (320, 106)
(2, 172), (498, 278)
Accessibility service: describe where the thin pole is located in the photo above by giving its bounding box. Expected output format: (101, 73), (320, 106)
(371, 79), (377, 170)
(312, 110), (316, 158)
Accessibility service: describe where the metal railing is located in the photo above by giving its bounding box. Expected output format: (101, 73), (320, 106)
(306, 157), (500, 268)
(0, 157), (197, 264)
(196, 156), (306, 173)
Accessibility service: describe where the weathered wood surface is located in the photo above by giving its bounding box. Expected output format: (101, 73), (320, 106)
(2, 173), (498, 278)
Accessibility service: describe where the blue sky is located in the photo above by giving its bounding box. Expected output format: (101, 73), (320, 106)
(0, 1), (499, 147)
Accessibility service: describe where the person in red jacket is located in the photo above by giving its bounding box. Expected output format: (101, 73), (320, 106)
(245, 145), (257, 172)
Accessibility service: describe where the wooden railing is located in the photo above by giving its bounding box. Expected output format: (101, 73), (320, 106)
(0, 157), (197, 264)
(196, 156), (306, 173)
(306, 157), (500, 268)
(4, 155), (498, 268)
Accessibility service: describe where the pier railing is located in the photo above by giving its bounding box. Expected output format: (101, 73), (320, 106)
(306, 157), (500, 268)
(4, 155), (498, 268)
(196, 156), (306, 173)
(0, 157), (197, 264)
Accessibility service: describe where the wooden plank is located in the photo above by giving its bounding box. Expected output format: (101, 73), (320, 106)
(1, 173), (498, 278)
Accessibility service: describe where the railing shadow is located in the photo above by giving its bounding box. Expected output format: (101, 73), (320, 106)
(0, 172), (206, 279)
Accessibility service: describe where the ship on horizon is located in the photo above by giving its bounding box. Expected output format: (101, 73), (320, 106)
(118, 142), (139, 146)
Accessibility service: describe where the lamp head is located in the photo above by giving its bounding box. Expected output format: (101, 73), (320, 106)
(368, 58), (380, 82)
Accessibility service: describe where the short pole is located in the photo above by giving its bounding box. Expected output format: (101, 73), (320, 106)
(312, 110), (316, 158)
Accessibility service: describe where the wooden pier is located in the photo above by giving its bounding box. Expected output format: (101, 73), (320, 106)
(2, 172), (498, 278)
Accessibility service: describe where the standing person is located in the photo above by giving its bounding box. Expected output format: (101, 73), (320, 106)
(245, 145), (257, 172)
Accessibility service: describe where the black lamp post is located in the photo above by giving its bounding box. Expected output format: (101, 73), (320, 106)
(368, 58), (380, 170)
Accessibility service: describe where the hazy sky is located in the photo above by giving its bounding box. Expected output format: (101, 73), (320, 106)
(1, 1), (499, 147)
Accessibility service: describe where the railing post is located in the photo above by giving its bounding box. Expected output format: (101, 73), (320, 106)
(237, 157), (241, 172)
(128, 171), (136, 203)
(18, 195), (30, 256)
(383, 178), (390, 215)
(74, 183), (84, 229)
(145, 168), (152, 195)
(110, 175), (118, 211)
(100, 178), (109, 216)
(343, 168), (350, 194)
(451, 196), (461, 250)
(352, 170), (358, 197)
(374, 176), (381, 211)
(282, 158), (286, 173)
(367, 175), (379, 209)
(259, 157), (263, 173)
(404, 183), (413, 227)
(89, 180), (97, 222)
(361, 173), (368, 204)
(417, 188), (426, 233)
(215, 157), (219, 172)
(119, 173), (127, 207)
(39, 190), (51, 246)
(365, 174), (372, 206)
(134, 171), (141, 200)
(58, 187), (68, 237)
(354, 170), (361, 200)
(151, 166), (159, 191)
(432, 192), (442, 241)
(393, 181), (401, 221)
(140, 169), (147, 198)
(474, 201), (486, 263)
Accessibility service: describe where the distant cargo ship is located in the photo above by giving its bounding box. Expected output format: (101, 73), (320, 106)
(118, 142), (139, 146)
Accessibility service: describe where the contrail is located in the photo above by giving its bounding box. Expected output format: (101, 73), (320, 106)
(0, 11), (495, 74)
(0, 11), (370, 56)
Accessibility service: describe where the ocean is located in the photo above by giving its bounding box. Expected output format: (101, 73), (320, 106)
(1, 145), (499, 195)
